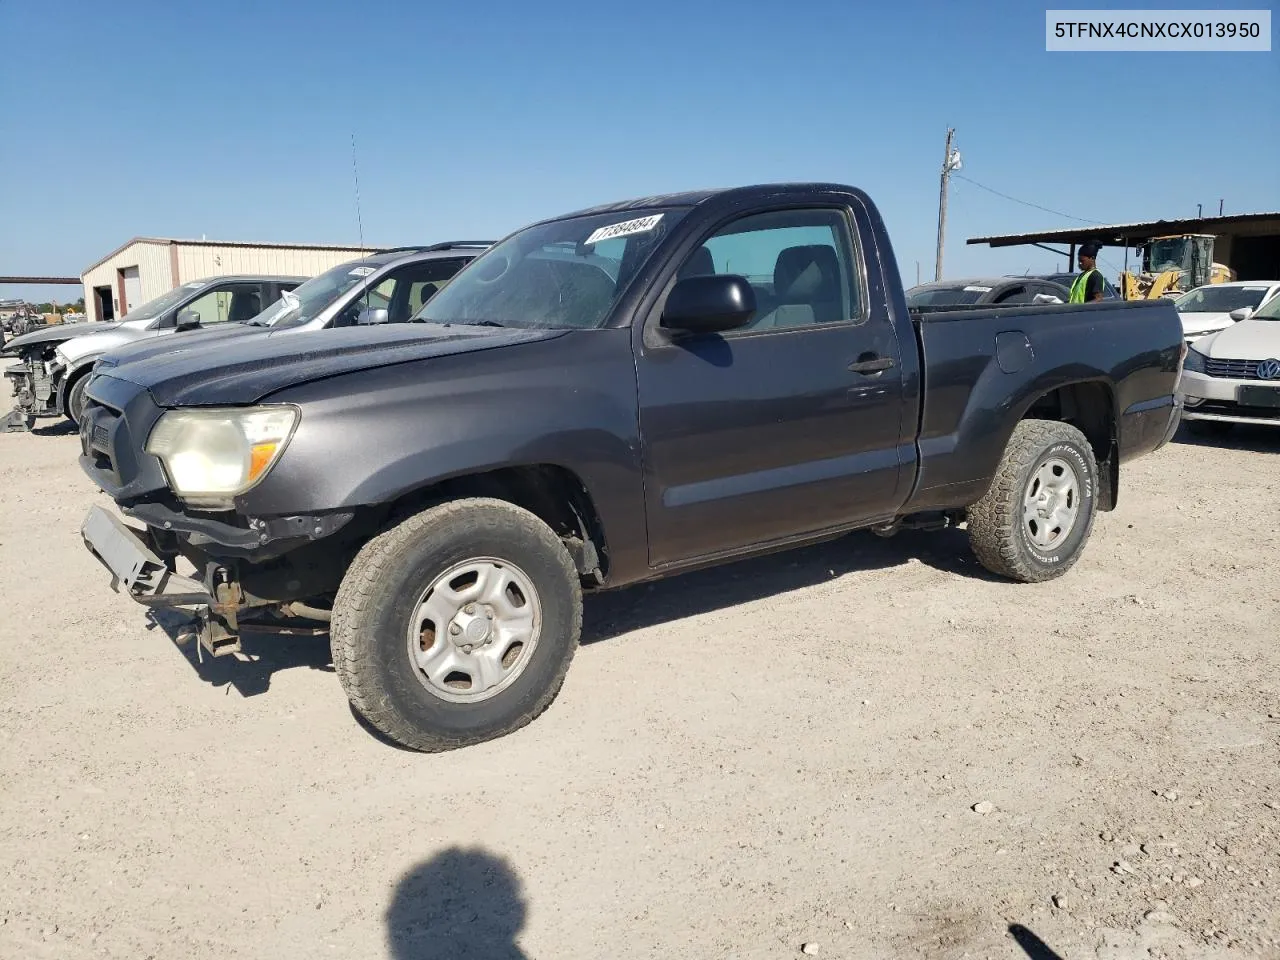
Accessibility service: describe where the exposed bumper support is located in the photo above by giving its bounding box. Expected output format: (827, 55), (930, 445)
(4, 407), (34, 433)
(80, 504), (212, 606)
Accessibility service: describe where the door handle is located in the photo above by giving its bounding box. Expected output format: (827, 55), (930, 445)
(847, 355), (895, 374)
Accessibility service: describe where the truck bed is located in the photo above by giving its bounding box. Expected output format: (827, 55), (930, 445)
(905, 298), (1184, 512)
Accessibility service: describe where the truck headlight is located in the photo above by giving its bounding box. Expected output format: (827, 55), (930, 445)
(145, 406), (298, 503)
(1183, 346), (1208, 375)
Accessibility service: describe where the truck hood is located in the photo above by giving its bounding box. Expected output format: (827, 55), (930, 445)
(1, 321), (120, 355)
(1195, 318), (1280, 359)
(98, 322), (265, 370)
(106, 323), (567, 407)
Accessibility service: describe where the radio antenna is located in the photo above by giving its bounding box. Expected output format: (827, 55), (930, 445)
(351, 133), (365, 254)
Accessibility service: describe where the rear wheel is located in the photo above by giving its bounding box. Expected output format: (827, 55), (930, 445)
(330, 498), (582, 752)
(967, 419), (1098, 583)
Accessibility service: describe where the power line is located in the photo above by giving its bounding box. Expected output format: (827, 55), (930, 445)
(953, 174), (1103, 225)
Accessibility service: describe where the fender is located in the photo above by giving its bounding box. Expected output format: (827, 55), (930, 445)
(55, 355), (101, 415)
(235, 329), (654, 584)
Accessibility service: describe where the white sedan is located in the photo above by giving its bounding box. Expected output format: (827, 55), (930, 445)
(1179, 293), (1280, 433)
(1174, 280), (1280, 343)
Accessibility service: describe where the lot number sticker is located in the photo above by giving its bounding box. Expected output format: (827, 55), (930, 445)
(584, 214), (664, 246)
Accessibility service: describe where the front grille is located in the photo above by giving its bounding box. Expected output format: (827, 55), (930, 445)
(1206, 358), (1264, 379)
(81, 400), (122, 477)
(1192, 400), (1280, 421)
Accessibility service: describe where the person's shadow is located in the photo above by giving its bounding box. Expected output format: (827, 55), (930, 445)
(386, 847), (528, 959)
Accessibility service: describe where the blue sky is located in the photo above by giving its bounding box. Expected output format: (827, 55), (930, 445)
(2, 0), (1277, 304)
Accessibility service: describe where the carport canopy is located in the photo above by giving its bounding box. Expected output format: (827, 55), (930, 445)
(968, 212), (1280, 277)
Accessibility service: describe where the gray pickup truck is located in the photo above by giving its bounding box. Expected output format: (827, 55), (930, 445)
(77, 182), (1185, 752)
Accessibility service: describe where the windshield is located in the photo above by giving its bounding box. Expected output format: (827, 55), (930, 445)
(118, 281), (209, 322)
(1146, 239), (1189, 274)
(907, 285), (988, 307)
(1175, 285), (1273, 314)
(264, 260), (382, 328)
(1253, 291), (1280, 321)
(414, 208), (688, 329)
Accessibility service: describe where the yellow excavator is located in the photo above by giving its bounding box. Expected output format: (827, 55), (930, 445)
(1119, 234), (1235, 300)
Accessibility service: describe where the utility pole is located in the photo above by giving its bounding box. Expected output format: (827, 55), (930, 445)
(935, 127), (961, 281)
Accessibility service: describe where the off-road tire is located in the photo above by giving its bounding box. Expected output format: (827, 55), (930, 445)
(1185, 419), (1233, 438)
(65, 372), (89, 427)
(330, 498), (582, 752)
(967, 419), (1098, 583)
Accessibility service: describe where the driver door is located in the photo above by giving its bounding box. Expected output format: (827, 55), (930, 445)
(635, 204), (909, 566)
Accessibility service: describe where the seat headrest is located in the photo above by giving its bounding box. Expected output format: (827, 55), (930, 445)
(678, 245), (715, 280)
(228, 293), (261, 323)
(774, 245), (841, 301)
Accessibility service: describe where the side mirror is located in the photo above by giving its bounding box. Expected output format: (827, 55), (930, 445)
(357, 307), (390, 326)
(1228, 308), (1252, 322)
(660, 275), (756, 334)
(174, 308), (201, 331)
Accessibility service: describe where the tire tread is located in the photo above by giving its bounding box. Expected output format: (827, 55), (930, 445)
(967, 418), (1096, 583)
(330, 497), (582, 752)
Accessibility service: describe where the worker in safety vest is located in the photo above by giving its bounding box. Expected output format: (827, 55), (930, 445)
(1069, 242), (1105, 303)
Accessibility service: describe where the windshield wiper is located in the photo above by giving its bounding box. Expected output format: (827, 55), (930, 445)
(433, 318), (505, 328)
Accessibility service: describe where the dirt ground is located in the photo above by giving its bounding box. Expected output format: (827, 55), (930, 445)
(1, 422), (1277, 960)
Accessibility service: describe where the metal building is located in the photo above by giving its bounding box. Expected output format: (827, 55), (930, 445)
(81, 238), (378, 323)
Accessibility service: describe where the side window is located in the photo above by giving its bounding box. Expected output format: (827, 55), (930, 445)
(334, 277), (394, 327)
(675, 208), (861, 332)
(389, 259), (471, 322)
(406, 259), (469, 317)
(182, 283), (263, 325)
(992, 285), (1033, 305)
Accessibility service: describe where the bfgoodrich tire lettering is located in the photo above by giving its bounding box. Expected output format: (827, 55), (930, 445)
(967, 419), (1099, 583)
(330, 498), (582, 752)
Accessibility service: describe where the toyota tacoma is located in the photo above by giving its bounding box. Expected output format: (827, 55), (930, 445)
(77, 183), (1186, 752)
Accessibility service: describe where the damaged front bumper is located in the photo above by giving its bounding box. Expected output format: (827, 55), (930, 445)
(3, 354), (63, 432)
(80, 502), (349, 658)
(80, 504), (212, 605)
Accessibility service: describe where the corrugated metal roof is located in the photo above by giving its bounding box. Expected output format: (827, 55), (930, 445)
(82, 237), (384, 275)
(968, 211), (1280, 248)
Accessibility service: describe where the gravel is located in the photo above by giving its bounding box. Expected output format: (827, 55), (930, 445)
(2, 425), (1277, 959)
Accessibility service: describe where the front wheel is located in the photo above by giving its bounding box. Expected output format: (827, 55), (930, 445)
(65, 373), (90, 427)
(330, 498), (582, 752)
(967, 419), (1099, 583)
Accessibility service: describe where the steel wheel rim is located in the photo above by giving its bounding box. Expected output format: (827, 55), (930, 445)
(1022, 455), (1081, 552)
(406, 557), (542, 703)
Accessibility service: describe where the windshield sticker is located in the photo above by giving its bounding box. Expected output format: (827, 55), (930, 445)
(963, 285), (992, 293)
(584, 214), (664, 246)
(348, 266), (376, 277)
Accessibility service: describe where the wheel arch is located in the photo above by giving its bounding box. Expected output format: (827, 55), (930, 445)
(1017, 379), (1118, 510)
(56, 358), (99, 415)
(378, 463), (611, 582)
